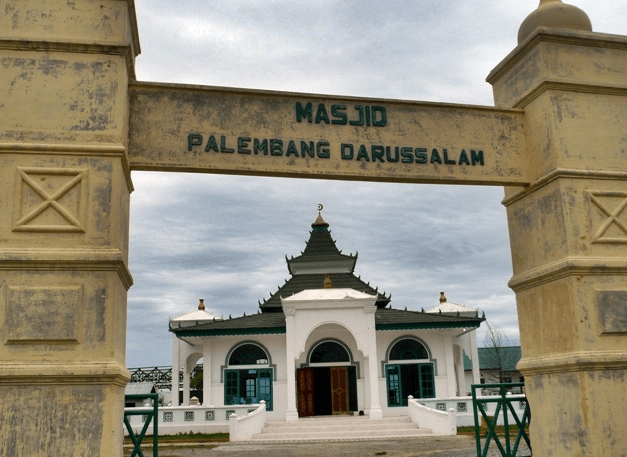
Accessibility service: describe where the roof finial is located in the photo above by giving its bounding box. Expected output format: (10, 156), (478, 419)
(198, 299), (205, 310)
(312, 204), (329, 231)
(439, 292), (447, 303)
(323, 273), (333, 289)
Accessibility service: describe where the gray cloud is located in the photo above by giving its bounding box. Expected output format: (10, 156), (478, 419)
(127, 0), (626, 367)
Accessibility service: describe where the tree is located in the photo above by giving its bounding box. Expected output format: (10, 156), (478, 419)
(481, 322), (521, 384)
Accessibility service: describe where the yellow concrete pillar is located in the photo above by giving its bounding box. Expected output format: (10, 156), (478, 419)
(0, 1), (138, 455)
(489, 2), (627, 455)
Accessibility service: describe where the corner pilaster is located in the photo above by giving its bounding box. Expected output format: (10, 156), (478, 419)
(489, 23), (627, 456)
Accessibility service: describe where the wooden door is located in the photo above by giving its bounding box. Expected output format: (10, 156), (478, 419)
(330, 367), (349, 415)
(297, 368), (315, 417)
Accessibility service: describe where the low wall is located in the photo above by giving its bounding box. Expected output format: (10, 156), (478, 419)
(417, 395), (528, 427)
(229, 401), (267, 441)
(124, 404), (259, 436)
(408, 397), (456, 435)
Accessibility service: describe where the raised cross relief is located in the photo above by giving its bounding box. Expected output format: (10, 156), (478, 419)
(14, 167), (88, 233)
(587, 190), (627, 244)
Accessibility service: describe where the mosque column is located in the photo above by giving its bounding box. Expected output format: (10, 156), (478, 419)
(0, 2), (138, 455)
(182, 359), (191, 406)
(470, 331), (481, 386)
(365, 306), (383, 419)
(444, 338), (457, 397)
(172, 338), (181, 406)
(284, 309), (299, 421)
(203, 341), (212, 405)
(490, 2), (627, 455)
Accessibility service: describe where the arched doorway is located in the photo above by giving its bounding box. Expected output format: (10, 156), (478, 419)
(297, 339), (358, 417)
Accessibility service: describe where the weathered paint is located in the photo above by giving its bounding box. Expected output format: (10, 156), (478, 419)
(128, 84), (529, 186)
(493, 28), (627, 457)
(0, 1), (137, 456)
(1, 1), (627, 456)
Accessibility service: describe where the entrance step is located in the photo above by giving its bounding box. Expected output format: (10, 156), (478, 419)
(251, 415), (433, 442)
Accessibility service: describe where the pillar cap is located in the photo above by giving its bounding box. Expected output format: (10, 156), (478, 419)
(518, 0), (592, 44)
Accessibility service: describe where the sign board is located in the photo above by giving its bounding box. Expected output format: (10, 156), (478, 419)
(128, 83), (529, 185)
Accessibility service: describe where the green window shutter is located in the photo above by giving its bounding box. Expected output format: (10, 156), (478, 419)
(386, 365), (401, 406)
(225, 370), (239, 405)
(419, 363), (435, 398)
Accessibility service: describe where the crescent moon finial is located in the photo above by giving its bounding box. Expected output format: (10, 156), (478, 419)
(318, 204), (323, 213)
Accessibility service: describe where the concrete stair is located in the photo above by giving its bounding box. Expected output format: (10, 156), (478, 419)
(251, 415), (432, 442)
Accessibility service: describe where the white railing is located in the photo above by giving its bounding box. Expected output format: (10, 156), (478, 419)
(229, 401), (267, 441)
(124, 404), (260, 436)
(417, 394), (528, 427)
(407, 396), (456, 435)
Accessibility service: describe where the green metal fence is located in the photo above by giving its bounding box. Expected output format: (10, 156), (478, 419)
(124, 393), (159, 457)
(471, 383), (531, 457)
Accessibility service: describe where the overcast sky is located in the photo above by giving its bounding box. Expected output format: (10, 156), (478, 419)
(126, 0), (627, 368)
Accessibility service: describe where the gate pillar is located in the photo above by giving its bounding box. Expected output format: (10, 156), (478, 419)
(0, 2), (138, 455)
(489, 3), (627, 455)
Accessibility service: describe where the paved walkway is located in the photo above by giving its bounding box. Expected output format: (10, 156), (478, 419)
(131, 436), (531, 457)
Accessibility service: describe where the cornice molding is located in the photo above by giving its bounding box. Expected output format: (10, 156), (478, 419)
(0, 362), (130, 387)
(0, 249), (133, 290)
(502, 169), (627, 207)
(517, 350), (627, 376)
(509, 256), (627, 292)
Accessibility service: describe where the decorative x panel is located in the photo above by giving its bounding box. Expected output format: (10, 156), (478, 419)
(14, 167), (88, 233)
(587, 190), (627, 244)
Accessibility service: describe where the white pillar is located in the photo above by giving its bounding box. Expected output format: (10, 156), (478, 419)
(172, 338), (180, 407)
(203, 341), (212, 405)
(284, 310), (298, 421)
(455, 346), (465, 396)
(365, 307), (382, 419)
(444, 336), (457, 397)
(182, 358), (191, 406)
(470, 330), (481, 386)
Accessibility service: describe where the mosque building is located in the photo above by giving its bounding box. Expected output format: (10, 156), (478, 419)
(169, 210), (485, 420)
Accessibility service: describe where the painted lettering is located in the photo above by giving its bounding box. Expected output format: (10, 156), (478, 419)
(301, 141), (315, 158)
(443, 149), (456, 165)
(356, 144), (369, 161)
(430, 149), (442, 164)
(386, 146), (399, 162)
(371, 106), (387, 126)
(238, 137), (251, 154)
(341, 143), (354, 160)
(459, 150), (470, 165)
(349, 105), (365, 126)
(254, 138), (268, 155)
(401, 147), (413, 163)
(205, 135), (219, 152)
(188, 133), (202, 151)
(315, 104), (330, 124)
(286, 140), (299, 157)
(296, 102), (313, 122)
(270, 139), (283, 156)
(415, 148), (428, 164)
(471, 150), (484, 165)
(295, 102), (387, 127)
(371, 145), (385, 163)
(220, 135), (234, 153)
(331, 105), (348, 125)
(317, 142), (330, 158)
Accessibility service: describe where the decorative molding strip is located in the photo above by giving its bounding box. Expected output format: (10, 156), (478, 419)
(502, 169), (627, 207)
(0, 38), (137, 80)
(0, 362), (130, 387)
(487, 27), (627, 85)
(509, 257), (627, 292)
(512, 81), (627, 109)
(0, 248), (133, 289)
(517, 350), (627, 376)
